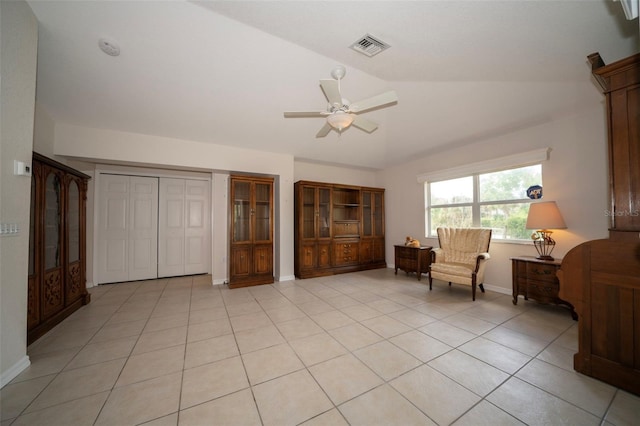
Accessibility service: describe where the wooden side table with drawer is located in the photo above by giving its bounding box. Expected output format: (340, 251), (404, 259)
(511, 256), (577, 320)
(394, 245), (432, 281)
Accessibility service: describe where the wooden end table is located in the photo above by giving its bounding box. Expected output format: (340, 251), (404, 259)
(394, 245), (432, 281)
(511, 256), (577, 320)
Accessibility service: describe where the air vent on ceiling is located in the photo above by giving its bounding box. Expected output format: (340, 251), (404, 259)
(349, 34), (390, 57)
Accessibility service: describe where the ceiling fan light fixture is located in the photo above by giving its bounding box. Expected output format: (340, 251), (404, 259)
(327, 111), (354, 131)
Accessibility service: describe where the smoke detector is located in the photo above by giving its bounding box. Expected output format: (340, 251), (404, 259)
(98, 38), (120, 56)
(349, 34), (390, 57)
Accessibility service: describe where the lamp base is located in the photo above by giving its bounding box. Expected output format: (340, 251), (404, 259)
(536, 255), (555, 261)
(532, 230), (557, 261)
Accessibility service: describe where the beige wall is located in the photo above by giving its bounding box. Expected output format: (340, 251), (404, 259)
(379, 100), (610, 294)
(0, 0), (38, 386)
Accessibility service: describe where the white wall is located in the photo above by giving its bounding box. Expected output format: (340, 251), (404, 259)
(378, 100), (610, 294)
(53, 123), (296, 283)
(32, 102), (56, 159)
(0, 0), (38, 386)
(294, 160), (379, 188)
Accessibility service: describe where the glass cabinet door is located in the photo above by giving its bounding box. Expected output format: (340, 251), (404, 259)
(232, 180), (251, 243)
(302, 186), (315, 239)
(373, 192), (384, 237)
(318, 187), (331, 238)
(362, 191), (372, 237)
(68, 181), (80, 263)
(44, 172), (61, 271)
(29, 175), (36, 277)
(254, 182), (272, 242)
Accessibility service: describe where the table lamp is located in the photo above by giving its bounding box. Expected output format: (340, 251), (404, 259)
(526, 201), (567, 261)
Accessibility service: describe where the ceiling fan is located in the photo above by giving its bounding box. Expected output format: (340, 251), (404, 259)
(284, 65), (398, 138)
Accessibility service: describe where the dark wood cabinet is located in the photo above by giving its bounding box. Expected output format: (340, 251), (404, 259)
(28, 153), (90, 345)
(294, 181), (386, 278)
(511, 256), (576, 319)
(229, 175), (274, 288)
(557, 52), (640, 396)
(362, 189), (385, 264)
(394, 245), (432, 281)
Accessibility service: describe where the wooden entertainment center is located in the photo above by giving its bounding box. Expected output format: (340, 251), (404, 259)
(294, 181), (386, 278)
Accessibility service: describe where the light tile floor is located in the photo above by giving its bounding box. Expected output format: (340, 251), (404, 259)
(2, 269), (639, 425)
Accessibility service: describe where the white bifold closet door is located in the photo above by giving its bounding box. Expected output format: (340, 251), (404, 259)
(98, 175), (159, 284)
(158, 178), (210, 278)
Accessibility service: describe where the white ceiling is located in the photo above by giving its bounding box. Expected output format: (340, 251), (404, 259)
(27, 0), (638, 170)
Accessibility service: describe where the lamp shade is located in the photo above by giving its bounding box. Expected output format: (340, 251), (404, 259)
(327, 111), (354, 131)
(526, 201), (567, 230)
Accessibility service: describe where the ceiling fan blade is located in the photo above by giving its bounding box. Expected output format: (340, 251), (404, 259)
(352, 116), (378, 133)
(316, 122), (332, 138)
(284, 111), (327, 118)
(349, 90), (398, 113)
(320, 79), (342, 106)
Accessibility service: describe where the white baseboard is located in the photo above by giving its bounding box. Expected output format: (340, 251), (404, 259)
(482, 283), (511, 296)
(1, 355), (30, 388)
(277, 275), (296, 282)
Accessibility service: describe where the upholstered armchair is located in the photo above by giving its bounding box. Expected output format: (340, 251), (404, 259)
(428, 227), (492, 300)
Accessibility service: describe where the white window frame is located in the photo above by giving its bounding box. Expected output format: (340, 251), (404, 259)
(418, 148), (549, 240)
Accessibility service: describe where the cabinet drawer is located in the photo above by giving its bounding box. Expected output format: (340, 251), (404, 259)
(334, 221), (360, 237)
(526, 262), (558, 282)
(333, 241), (360, 265)
(526, 279), (559, 296)
(396, 247), (415, 260)
(399, 259), (418, 269)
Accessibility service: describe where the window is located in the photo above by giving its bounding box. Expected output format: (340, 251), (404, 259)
(426, 164), (542, 240)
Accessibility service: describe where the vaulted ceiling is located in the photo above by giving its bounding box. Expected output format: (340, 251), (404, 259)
(27, 1), (638, 169)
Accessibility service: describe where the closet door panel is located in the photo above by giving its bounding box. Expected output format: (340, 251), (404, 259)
(98, 175), (158, 283)
(98, 175), (130, 283)
(184, 180), (210, 275)
(128, 177), (158, 281)
(158, 178), (185, 277)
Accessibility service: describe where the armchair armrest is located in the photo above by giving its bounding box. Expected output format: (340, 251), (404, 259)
(431, 248), (444, 263)
(474, 252), (491, 273)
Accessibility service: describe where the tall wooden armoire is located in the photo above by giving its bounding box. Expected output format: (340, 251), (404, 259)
(28, 153), (91, 344)
(557, 52), (640, 396)
(228, 175), (274, 288)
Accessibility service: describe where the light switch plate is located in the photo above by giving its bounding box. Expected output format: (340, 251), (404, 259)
(14, 160), (32, 177)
